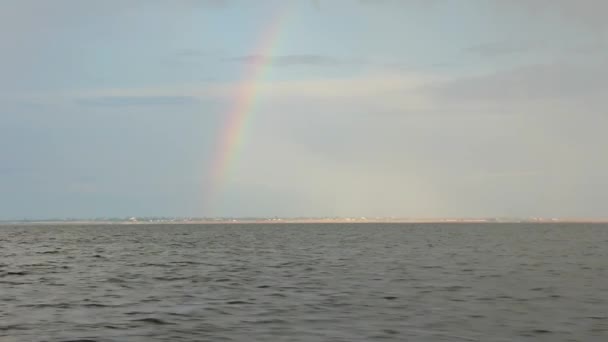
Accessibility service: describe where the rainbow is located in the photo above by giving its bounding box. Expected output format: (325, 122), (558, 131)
(205, 7), (288, 211)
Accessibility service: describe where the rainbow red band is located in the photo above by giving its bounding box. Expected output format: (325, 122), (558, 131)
(204, 6), (288, 212)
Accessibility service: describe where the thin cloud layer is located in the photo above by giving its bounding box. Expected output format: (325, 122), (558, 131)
(76, 96), (199, 107)
(225, 54), (348, 67)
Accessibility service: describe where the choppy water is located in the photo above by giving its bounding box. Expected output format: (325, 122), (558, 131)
(1, 223), (607, 341)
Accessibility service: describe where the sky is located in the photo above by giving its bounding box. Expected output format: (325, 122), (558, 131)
(1, 0), (607, 219)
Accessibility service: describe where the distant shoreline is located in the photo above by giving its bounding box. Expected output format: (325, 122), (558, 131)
(2, 219), (608, 225)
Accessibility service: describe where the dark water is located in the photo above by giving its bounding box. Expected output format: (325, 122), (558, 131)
(1, 223), (607, 342)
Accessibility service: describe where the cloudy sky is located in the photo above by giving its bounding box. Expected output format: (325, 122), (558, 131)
(1, 0), (607, 219)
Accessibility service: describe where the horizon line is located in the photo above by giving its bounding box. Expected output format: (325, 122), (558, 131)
(2, 216), (608, 224)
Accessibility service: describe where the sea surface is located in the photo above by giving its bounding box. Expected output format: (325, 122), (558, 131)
(1, 223), (607, 342)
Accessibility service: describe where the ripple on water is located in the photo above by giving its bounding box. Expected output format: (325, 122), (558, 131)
(1, 223), (607, 342)
(132, 318), (174, 325)
(1, 271), (28, 276)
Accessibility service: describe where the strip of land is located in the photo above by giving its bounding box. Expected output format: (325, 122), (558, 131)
(2, 217), (608, 225)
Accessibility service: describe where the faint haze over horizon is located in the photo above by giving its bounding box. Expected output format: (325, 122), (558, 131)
(1, 0), (608, 220)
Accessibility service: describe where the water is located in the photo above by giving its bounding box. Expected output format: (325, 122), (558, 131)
(1, 223), (607, 342)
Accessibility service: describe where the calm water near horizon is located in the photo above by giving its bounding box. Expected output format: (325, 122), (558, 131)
(1, 223), (607, 341)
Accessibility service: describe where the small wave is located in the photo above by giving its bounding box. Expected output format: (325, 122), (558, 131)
(251, 319), (288, 324)
(226, 300), (252, 305)
(124, 311), (150, 316)
(19, 303), (72, 309)
(137, 263), (173, 268)
(268, 293), (286, 297)
(0, 280), (30, 285)
(169, 261), (204, 265)
(37, 250), (61, 254)
(1, 271), (28, 277)
(443, 285), (469, 291)
(153, 276), (191, 281)
(0, 324), (28, 331)
(81, 303), (122, 308)
(133, 318), (174, 325)
(106, 277), (128, 283)
(20, 263), (53, 267)
(531, 329), (552, 334)
(104, 324), (128, 330)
